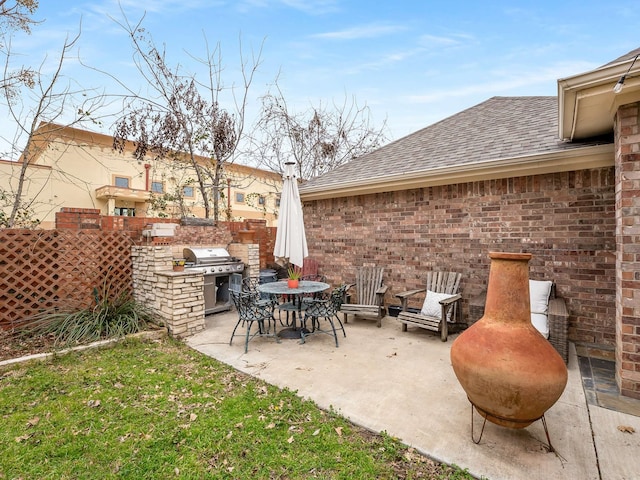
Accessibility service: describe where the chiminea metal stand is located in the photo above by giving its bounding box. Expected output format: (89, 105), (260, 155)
(469, 401), (556, 453)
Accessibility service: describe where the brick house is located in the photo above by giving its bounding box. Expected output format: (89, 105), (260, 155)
(299, 48), (640, 399)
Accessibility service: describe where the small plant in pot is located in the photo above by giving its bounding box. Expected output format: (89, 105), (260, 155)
(287, 266), (302, 288)
(172, 258), (186, 271)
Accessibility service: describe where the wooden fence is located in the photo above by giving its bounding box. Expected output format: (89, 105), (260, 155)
(0, 229), (132, 328)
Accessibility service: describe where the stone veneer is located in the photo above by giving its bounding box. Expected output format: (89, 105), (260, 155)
(132, 243), (260, 339)
(132, 246), (205, 338)
(228, 243), (261, 281)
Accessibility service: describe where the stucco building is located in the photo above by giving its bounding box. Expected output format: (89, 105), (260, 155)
(0, 122), (282, 228)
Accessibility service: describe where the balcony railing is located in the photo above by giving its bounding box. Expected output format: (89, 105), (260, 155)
(95, 185), (151, 202)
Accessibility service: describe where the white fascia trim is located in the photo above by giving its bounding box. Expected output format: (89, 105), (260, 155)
(299, 144), (614, 201)
(558, 58), (640, 140)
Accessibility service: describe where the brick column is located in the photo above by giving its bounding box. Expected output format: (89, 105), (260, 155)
(614, 101), (640, 400)
(55, 208), (101, 229)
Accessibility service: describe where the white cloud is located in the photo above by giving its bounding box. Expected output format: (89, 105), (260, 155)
(279, 0), (339, 15)
(418, 33), (467, 47)
(235, 0), (339, 15)
(404, 61), (598, 104)
(341, 47), (426, 75)
(311, 23), (407, 41)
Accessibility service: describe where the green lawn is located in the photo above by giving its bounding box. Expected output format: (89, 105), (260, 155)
(0, 337), (475, 479)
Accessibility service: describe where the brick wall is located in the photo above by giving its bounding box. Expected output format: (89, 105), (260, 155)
(615, 101), (640, 399)
(304, 167), (616, 348)
(55, 209), (278, 268)
(56, 208), (177, 235)
(55, 207), (102, 230)
(172, 225), (233, 247)
(227, 219), (277, 267)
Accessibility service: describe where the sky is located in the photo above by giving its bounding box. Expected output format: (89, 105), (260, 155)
(2, 0), (639, 160)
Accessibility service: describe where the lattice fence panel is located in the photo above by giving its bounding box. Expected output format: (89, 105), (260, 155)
(0, 230), (132, 329)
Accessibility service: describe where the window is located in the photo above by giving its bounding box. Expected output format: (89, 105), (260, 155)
(258, 195), (266, 206)
(114, 207), (135, 217)
(183, 186), (194, 197)
(114, 176), (129, 188)
(235, 192), (245, 203)
(276, 196), (281, 208)
(151, 181), (164, 193)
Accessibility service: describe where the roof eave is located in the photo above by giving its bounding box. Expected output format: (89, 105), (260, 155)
(558, 57), (640, 141)
(299, 144), (614, 201)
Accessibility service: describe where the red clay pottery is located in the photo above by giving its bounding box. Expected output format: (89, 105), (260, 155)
(450, 252), (567, 428)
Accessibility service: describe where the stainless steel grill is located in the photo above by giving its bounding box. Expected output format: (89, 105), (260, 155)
(183, 247), (245, 274)
(183, 247), (245, 314)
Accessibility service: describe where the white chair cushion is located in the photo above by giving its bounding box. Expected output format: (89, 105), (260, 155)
(531, 312), (550, 339)
(530, 280), (553, 314)
(529, 280), (553, 337)
(421, 290), (456, 321)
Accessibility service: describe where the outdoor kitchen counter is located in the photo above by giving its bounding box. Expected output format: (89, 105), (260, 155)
(157, 269), (203, 276)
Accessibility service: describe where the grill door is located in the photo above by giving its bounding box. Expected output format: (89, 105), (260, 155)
(203, 275), (217, 314)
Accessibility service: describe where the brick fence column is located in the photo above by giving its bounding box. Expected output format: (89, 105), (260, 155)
(614, 101), (640, 400)
(55, 208), (101, 229)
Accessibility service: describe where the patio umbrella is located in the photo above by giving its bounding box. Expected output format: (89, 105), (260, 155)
(273, 161), (308, 268)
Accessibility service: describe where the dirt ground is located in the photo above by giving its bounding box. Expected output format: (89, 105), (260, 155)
(0, 330), (58, 362)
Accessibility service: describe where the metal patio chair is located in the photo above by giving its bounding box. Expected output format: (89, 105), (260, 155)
(242, 276), (278, 313)
(301, 285), (347, 347)
(229, 290), (279, 353)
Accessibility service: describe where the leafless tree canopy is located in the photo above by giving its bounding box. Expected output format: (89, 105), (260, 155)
(1, 4), (389, 227)
(1, 2), (105, 228)
(0, 1), (39, 101)
(111, 14), (260, 221)
(0, 0), (38, 36)
(251, 82), (388, 180)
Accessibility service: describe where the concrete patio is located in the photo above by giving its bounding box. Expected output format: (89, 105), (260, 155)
(187, 310), (640, 480)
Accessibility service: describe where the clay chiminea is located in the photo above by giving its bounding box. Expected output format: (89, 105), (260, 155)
(450, 252), (567, 433)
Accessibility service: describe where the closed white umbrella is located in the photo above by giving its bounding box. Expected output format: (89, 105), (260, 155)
(273, 161), (308, 268)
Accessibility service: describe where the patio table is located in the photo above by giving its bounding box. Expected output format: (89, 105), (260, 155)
(258, 280), (330, 339)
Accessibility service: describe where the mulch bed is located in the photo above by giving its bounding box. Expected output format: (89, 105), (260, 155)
(0, 330), (59, 362)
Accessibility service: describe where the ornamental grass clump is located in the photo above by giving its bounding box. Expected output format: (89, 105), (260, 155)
(17, 277), (154, 347)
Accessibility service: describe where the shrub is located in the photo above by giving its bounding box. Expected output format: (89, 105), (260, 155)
(17, 277), (154, 347)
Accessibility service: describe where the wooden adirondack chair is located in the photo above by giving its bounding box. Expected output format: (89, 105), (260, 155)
(302, 257), (320, 278)
(395, 271), (462, 341)
(340, 267), (388, 327)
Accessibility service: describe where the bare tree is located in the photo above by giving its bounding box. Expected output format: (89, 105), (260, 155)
(251, 81), (388, 180)
(0, 1), (38, 94)
(0, 3), (104, 228)
(111, 14), (261, 222)
(0, 0), (37, 33)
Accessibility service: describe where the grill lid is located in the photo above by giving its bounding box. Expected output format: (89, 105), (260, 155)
(183, 247), (238, 265)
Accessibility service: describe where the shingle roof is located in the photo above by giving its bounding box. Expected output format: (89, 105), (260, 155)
(600, 47), (640, 68)
(299, 96), (612, 192)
